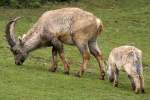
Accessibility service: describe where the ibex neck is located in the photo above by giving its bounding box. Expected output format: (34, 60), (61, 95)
(21, 24), (46, 53)
(23, 33), (42, 53)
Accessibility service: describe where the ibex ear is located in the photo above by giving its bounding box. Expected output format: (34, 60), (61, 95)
(18, 37), (24, 46)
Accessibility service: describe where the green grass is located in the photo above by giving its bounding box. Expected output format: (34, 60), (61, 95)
(0, 0), (150, 99)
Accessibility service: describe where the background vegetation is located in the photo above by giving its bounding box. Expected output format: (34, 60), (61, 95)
(0, 0), (77, 8)
(0, 0), (150, 99)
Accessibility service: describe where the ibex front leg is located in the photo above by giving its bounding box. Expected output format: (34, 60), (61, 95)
(49, 47), (58, 72)
(58, 47), (70, 74)
(51, 39), (70, 74)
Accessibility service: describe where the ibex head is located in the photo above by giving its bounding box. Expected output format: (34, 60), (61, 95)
(5, 17), (28, 65)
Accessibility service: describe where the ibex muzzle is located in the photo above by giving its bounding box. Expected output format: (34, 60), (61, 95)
(5, 8), (105, 79)
(11, 46), (27, 65)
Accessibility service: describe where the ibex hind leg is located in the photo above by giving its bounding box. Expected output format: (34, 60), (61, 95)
(74, 40), (90, 77)
(88, 41), (105, 80)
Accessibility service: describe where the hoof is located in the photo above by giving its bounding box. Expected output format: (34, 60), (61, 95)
(75, 71), (82, 77)
(99, 75), (105, 80)
(64, 71), (69, 75)
(135, 89), (140, 94)
(109, 77), (114, 82)
(100, 72), (105, 80)
(141, 89), (145, 94)
(113, 83), (118, 87)
(75, 70), (84, 77)
(48, 67), (57, 72)
(131, 82), (136, 91)
(135, 91), (139, 94)
(99, 77), (105, 80)
(75, 74), (81, 77)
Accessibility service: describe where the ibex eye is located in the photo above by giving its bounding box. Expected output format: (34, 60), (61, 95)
(13, 50), (19, 55)
(13, 51), (16, 54)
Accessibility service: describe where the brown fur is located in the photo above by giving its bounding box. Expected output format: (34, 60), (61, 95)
(6, 8), (105, 78)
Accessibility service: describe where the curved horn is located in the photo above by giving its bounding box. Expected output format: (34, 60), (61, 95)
(5, 17), (21, 47)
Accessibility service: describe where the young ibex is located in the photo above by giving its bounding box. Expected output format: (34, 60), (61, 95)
(107, 46), (144, 93)
(5, 8), (105, 79)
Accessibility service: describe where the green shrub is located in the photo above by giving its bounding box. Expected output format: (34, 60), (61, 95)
(12, 0), (41, 8)
(0, 0), (78, 8)
(0, 0), (10, 6)
(0, 0), (41, 8)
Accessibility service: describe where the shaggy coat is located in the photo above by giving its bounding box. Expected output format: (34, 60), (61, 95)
(107, 45), (144, 93)
(6, 8), (105, 79)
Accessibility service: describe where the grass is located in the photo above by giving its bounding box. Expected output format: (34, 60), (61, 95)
(0, 0), (150, 99)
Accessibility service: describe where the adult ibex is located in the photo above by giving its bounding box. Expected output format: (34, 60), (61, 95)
(5, 8), (105, 79)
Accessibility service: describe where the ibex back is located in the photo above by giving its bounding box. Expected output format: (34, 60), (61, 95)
(5, 7), (105, 79)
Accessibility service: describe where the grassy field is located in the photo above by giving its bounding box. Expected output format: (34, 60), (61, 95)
(0, 0), (150, 99)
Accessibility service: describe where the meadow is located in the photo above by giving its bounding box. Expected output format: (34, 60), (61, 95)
(0, 0), (150, 99)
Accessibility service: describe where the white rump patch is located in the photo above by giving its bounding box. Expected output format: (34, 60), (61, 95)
(96, 18), (101, 29)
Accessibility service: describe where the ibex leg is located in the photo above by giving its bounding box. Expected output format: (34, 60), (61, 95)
(75, 42), (90, 77)
(58, 46), (70, 74)
(52, 39), (70, 74)
(89, 41), (105, 80)
(49, 47), (58, 72)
